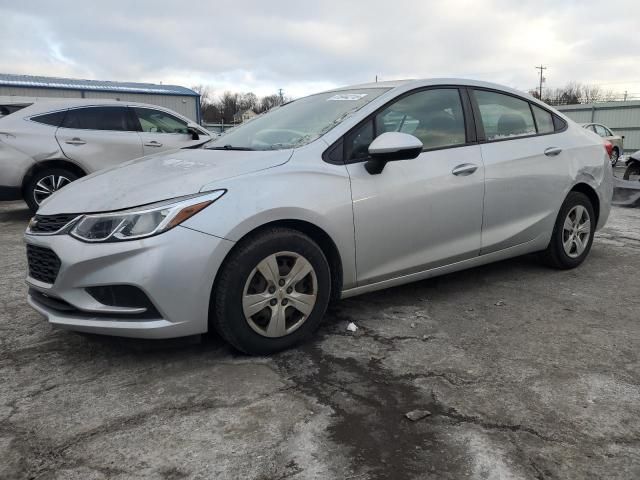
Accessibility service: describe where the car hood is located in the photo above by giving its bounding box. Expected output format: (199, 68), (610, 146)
(38, 148), (293, 214)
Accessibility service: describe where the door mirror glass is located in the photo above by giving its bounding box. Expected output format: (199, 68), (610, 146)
(365, 132), (423, 174)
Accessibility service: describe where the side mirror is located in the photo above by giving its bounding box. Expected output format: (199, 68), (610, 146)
(187, 126), (200, 140)
(365, 132), (423, 174)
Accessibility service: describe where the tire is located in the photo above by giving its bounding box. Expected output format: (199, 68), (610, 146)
(623, 163), (640, 181)
(611, 147), (619, 167)
(25, 168), (78, 212)
(540, 192), (595, 269)
(211, 228), (331, 355)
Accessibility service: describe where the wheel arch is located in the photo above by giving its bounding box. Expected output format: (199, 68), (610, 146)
(211, 219), (344, 310)
(22, 159), (87, 193)
(569, 182), (600, 225)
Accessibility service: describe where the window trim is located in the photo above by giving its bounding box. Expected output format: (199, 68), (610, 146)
(468, 87), (568, 144)
(323, 85), (476, 165)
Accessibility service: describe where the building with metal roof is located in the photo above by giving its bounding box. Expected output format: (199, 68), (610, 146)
(0, 73), (201, 122)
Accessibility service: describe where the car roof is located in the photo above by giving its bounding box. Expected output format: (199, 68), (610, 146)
(7, 97), (185, 115)
(327, 77), (539, 101)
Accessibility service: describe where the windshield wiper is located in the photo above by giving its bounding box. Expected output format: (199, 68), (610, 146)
(206, 144), (254, 151)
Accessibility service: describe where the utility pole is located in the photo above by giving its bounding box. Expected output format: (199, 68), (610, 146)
(375, 75), (378, 83)
(535, 65), (547, 100)
(624, 90), (628, 102)
(278, 88), (284, 104)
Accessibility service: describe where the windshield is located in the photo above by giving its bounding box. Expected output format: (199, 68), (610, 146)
(205, 88), (389, 151)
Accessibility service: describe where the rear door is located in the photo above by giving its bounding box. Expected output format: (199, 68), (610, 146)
(55, 106), (143, 172)
(471, 89), (570, 254)
(130, 107), (207, 155)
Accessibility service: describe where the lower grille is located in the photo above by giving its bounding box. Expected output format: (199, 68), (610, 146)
(26, 244), (61, 284)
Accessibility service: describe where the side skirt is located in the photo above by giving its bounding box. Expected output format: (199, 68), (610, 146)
(340, 235), (547, 299)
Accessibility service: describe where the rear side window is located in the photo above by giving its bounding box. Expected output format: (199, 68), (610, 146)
(132, 108), (188, 134)
(531, 105), (554, 134)
(61, 107), (134, 131)
(474, 90), (536, 140)
(31, 110), (67, 127)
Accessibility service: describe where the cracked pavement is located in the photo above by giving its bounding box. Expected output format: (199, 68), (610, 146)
(1, 200), (639, 479)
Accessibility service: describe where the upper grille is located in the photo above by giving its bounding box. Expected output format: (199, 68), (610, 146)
(26, 244), (61, 284)
(29, 214), (78, 233)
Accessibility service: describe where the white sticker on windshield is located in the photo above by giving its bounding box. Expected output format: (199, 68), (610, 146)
(327, 93), (368, 101)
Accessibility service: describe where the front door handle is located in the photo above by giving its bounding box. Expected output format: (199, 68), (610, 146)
(544, 147), (562, 157)
(144, 141), (163, 147)
(65, 137), (86, 145)
(452, 163), (478, 176)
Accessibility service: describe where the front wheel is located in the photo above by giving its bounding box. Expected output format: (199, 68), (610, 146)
(540, 192), (595, 269)
(623, 163), (640, 181)
(25, 168), (78, 212)
(211, 228), (331, 355)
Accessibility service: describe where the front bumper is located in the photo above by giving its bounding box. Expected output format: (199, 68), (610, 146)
(25, 226), (234, 338)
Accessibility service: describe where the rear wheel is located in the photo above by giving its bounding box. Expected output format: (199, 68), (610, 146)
(540, 192), (595, 269)
(25, 168), (78, 212)
(623, 163), (640, 181)
(211, 228), (331, 355)
(611, 147), (619, 167)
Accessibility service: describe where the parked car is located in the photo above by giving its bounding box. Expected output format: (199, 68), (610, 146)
(0, 99), (210, 211)
(580, 123), (624, 166)
(24, 79), (612, 354)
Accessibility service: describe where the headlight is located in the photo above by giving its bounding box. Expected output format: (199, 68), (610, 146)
(69, 190), (225, 242)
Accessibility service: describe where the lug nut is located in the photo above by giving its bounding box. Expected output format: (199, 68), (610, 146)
(268, 286), (276, 294)
(270, 299), (277, 306)
(286, 287), (293, 294)
(281, 299), (288, 306)
(279, 279), (285, 287)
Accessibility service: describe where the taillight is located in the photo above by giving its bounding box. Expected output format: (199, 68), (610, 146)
(604, 140), (613, 158)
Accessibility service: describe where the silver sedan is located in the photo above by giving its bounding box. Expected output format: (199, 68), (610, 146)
(24, 79), (613, 354)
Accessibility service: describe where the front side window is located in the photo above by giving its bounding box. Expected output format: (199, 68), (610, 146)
(133, 108), (188, 134)
(594, 125), (608, 137)
(474, 90), (536, 140)
(375, 89), (466, 149)
(344, 88), (467, 161)
(206, 88), (389, 151)
(61, 107), (133, 131)
(532, 104), (554, 134)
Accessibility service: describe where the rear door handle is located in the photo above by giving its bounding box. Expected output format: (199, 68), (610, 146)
(452, 163), (478, 176)
(544, 147), (562, 157)
(144, 141), (163, 147)
(65, 137), (86, 145)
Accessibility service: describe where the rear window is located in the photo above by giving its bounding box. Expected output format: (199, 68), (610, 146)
(31, 110), (67, 127)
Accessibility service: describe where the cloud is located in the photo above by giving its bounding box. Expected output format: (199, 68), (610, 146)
(1, 0), (639, 98)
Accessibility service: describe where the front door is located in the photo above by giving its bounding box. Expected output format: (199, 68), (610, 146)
(131, 107), (205, 156)
(345, 88), (485, 286)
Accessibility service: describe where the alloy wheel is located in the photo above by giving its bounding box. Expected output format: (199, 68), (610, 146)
(562, 205), (591, 258)
(33, 175), (71, 205)
(242, 251), (318, 338)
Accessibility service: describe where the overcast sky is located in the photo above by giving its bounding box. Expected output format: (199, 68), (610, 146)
(2, 0), (639, 99)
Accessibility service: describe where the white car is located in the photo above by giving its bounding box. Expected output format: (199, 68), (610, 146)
(0, 99), (210, 211)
